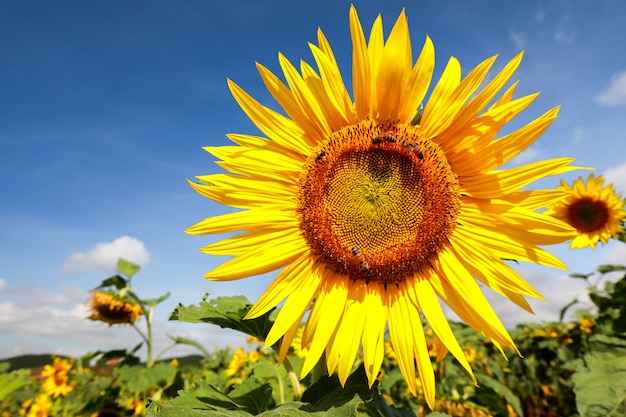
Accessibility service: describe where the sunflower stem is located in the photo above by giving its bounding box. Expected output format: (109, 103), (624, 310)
(145, 305), (154, 367)
(281, 356), (302, 399)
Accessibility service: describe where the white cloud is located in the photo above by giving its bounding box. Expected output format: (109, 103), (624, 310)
(596, 71), (626, 106)
(604, 161), (626, 195)
(510, 30), (526, 50)
(63, 236), (151, 274)
(0, 278), (6, 294)
(0, 281), (244, 360)
(572, 127), (585, 145)
(603, 243), (626, 266)
(510, 146), (543, 165)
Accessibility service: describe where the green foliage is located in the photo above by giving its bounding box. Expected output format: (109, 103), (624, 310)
(6, 258), (626, 417)
(571, 267), (626, 417)
(573, 355), (626, 416)
(170, 294), (275, 342)
(118, 258), (142, 279)
(0, 367), (30, 401)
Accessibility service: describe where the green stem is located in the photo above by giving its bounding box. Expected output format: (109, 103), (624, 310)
(281, 356), (303, 399)
(145, 305), (154, 367)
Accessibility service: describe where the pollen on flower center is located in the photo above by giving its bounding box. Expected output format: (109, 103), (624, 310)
(297, 119), (461, 284)
(567, 197), (610, 233)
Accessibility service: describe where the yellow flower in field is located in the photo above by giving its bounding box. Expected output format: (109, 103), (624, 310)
(23, 394), (52, 417)
(225, 347), (247, 377)
(463, 343), (477, 364)
(41, 357), (74, 398)
(579, 317), (595, 333)
(246, 335), (264, 346)
(248, 350), (260, 364)
(86, 290), (143, 326)
(544, 174), (626, 249)
(125, 397), (146, 416)
(187, 6), (582, 408)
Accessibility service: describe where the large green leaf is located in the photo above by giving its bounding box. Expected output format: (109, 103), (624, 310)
(229, 377), (273, 414)
(167, 380), (240, 410)
(258, 399), (362, 417)
(301, 364), (374, 411)
(149, 377), (272, 416)
(573, 355), (626, 417)
(170, 295), (275, 342)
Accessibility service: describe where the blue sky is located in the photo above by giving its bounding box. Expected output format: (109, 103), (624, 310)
(2, 0), (626, 360)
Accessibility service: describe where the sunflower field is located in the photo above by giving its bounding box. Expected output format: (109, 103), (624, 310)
(3, 6), (626, 417)
(2, 256), (626, 417)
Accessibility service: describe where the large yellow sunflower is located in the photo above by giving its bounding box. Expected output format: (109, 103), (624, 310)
(187, 6), (582, 408)
(544, 174), (626, 249)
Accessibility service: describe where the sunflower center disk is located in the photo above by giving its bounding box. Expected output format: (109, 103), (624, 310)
(297, 120), (461, 285)
(567, 198), (610, 233)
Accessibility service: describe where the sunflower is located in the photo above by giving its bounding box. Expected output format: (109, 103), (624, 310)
(187, 6), (582, 408)
(86, 290), (143, 326)
(41, 357), (74, 398)
(22, 394), (53, 417)
(544, 174), (626, 249)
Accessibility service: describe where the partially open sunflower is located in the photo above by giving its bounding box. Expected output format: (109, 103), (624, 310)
(86, 290), (143, 326)
(545, 174), (625, 249)
(187, 6), (582, 407)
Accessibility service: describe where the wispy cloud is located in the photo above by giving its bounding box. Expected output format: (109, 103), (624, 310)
(510, 30), (526, 50)
(596, 71), (626, 106)
(571, 127), (586, 145)
(510, 146), (544, 165)
(534, 8), (545, 22)
(604, 161), (626, 194)
(553, 28), (576, 44)
(63, 236), (151, 274)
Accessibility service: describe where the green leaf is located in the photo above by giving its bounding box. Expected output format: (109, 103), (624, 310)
(114, 362), (178, 393)
(569, 273), (592, 280)
(229, 377), (273, 414)
(170, 295), (275, 342)
(573, 355), (626, 417)
(597, 264), (626, 274)
(301, 364), (373, 411)
(147, 401), (252, 417)
(585, 334), (626, 362)
(424, 413), (454, 417)
(0, 368), (30, 401)
(264, 398), (364, 417)
(118, 258), (141, 278)
(97, 274), (128, 290)
(474, 374), (523, 417)
(144, 292), (171, 307)
(366, 393), (419, 417)
(168, 380), (239, 410)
